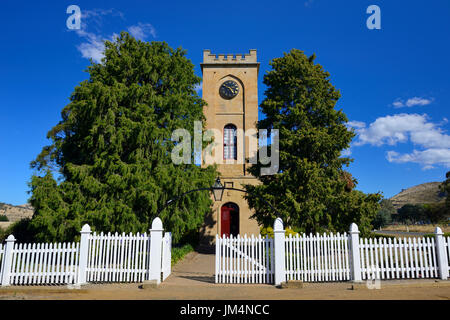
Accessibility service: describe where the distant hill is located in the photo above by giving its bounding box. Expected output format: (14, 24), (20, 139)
(389, 182), (446, 210)
(0, 202), (34, 222)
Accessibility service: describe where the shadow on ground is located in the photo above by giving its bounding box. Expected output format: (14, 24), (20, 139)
(178, 276), (215, 284)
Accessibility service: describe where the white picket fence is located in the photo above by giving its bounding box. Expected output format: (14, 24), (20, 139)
(0, 244), (4, 281)
(285, 233), (350, 282)
(86, 232), (150, 283)
(359, 237), (440, 280)
(10, 242), (79, 285)
(215, 234), (274, 284)
(0, 217), (172, 286)
(215, 218), (450, 285)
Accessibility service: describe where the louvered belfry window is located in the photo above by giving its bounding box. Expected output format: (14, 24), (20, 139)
(223, 124), (237, 160)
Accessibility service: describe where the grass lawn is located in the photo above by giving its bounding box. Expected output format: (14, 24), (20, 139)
(382, 224), (450, 233)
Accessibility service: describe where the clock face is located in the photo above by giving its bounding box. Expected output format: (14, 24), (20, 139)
(219, 80), (239, 99)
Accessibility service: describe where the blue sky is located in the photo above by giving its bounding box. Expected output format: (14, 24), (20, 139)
(1, 0), (449, 205)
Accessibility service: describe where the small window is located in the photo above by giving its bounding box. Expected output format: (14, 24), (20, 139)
(223, 124), (237, 160)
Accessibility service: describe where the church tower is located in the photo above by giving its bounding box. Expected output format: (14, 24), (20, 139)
(200, 50), (261, 244)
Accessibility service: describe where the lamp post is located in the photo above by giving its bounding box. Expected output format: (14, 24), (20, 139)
(157, 177), (280, 217)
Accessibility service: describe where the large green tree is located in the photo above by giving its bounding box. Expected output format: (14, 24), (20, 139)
(29, 32), (216, 242)
(440, 171), (450, 214)
(245, 49), (381, 236)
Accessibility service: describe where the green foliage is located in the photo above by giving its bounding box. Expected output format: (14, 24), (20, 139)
(177, 228), (200, 248)
(372, 210), (391, 230)
(0, 215), (8, 222)
(379, 199), (396, 215)
(423, 202), (448, 224)
(440, 171), (450, 214)
(395, 204), (426, 224)
(394, 201), (448, 224)
(372, 199), (394, 229)
(245, 49), (381, 237)
(0, 227), (7, 242)
(29, 32), (217, 243)
(260, 226), (298, 238)
(0, 219), (35, 243)
(171, 243), (194, 266)
(424, 232), (450, 238)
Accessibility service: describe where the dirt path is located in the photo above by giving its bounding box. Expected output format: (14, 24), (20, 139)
(0, 252), (449, 300)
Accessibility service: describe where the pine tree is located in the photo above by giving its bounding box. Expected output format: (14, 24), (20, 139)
(245, 49), (380, 236)
(440, 171), (450, 214)
(29, 33), (217, 242)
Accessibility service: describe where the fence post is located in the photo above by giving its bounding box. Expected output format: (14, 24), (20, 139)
(435, 227), (449, 280)
(77, 224), (91, 285)
(273, 217), (286, 286)
(1, 235), (16, 286)
(349, 223), (362, 282)
(215, 234), (219, 284)
(148, 217), (164, 284)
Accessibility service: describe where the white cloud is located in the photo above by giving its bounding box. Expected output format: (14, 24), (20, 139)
(128, 23), (156, 41)
(392, 100), (404, 108)
(350, 113), (450, 169)
(346, 120), (366, 129)
(70, 8), (155, 63)
(387, 149), (450, 169)
(352, 114), (450, 148)
(406, 97), (433, 107)
(75, 30), (108, 63)
(392, 97), (433, 108)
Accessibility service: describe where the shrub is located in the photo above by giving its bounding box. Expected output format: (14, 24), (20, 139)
(372, 199), (394, 229)
(424, 232), (450, 238)
(171, 243), (194, 266)
(260, 226), (298, 238)
(396, 204), (426, 224)
(423, 203), (448, 224)
(0, 215), (8, 222)
(0, 218), (35, 243)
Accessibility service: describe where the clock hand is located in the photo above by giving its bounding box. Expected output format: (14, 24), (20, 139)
(226, 85), (237, 94)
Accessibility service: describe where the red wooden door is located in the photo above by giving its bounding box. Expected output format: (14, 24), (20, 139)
(221, 203), (239, 237)
(221, 206), (230, 237)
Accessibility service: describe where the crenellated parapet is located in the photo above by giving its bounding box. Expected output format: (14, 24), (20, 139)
(202, 49), (257, 64)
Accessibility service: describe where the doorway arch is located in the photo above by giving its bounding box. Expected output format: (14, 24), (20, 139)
(220, 202), (239, 237)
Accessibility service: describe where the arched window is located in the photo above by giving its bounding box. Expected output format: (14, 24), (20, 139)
(223, 124), (237, 160)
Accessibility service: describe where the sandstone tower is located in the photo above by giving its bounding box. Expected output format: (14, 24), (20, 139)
(200, 49), (261, 244)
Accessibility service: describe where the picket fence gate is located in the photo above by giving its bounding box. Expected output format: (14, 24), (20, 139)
(0, 217), (172, 286)
(161, 232), (172, 281)
(215, 218), (450, 285)
(86, 232), (150, 283)
(215, 234), (274, 284)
